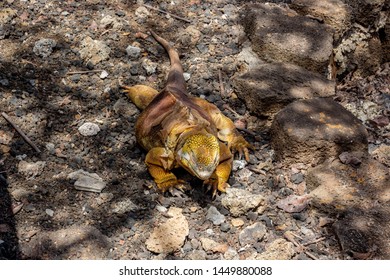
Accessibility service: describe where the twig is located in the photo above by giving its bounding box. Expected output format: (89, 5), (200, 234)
(1, 112), (41, 153)
(304, 251), (319, 260)
(143, 3), (192, 23)
(66, 70), (103, 75)
(218, 69), (225, 97)
(301, 237), (327, 246)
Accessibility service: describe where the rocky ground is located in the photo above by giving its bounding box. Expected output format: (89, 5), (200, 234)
(0, 0), (389, 260)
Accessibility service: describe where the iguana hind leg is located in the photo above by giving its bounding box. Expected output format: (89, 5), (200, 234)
(123, 85), (159, 110)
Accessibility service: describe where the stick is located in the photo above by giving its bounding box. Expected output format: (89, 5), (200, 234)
(66, 70), (103, 75)
(143, 4), (192, 23)
(1, 112), (41, 153)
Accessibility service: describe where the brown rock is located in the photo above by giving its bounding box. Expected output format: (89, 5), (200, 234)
(145, 207), (189, 254)
(333, 206), (390, 259)
(233, 63), (335, 119)
(290, 0), (352, 40)
(270, 98), (368, 165)
(21, 225), (110, 259)
(306, 157), (390, 212)
(240, 3), (333, 74)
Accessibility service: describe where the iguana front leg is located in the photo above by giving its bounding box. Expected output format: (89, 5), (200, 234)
(145, 147), (186, 193)
(203, 142), (233, 197)
(193, 98), (252, 161)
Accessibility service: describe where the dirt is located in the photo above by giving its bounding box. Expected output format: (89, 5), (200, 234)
(0, 0), (389, 260)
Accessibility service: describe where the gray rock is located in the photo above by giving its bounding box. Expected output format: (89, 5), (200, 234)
(254, 238), (295, 260)
(239, 222), (266, 246)
(18, 161), (46, 179)
(291, 173), (304, 184)
(67, 169), (106, 193)
(270, 98), (368, 165)
(206, 206), (226, 225)
(126, 45), (141, 59)
(78, 122), (100, 136)
(0, 79), (9, 86)
(45, 209), (54, 217)
(142, 58), (157, 75)
(221, 188), (267, 217)
(100, 70), (109, 79)
(79, 36), (111, 64)
(33, 38), (57, 58)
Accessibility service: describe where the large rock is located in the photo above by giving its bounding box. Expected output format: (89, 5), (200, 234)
(232, 62), (335, 119)
(240, 3), (333, 74)
(306, 157), (390, 211)
(21, 225), (110, 259)
(333, 206), (390, 259)
(290, 0), (352, 40)
(270, 98), (368, 165)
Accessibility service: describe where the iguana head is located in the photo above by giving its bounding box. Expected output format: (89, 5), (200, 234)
(176, 132), (220, 180)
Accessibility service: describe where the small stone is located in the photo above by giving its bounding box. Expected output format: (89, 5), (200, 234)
(221, 188), (267, 217)
(79, 36), (111, 64)
(78, 122), (100, 136)
(126, 45), (141, 59)
(290, 173), (304, 184)
(45, 142), (55, 154)
(232, 159), (247, 171)
(142, 58), (157, 75)
(67, 169), (106, 193)
(220, 223), (231, 232)
(224, 247), (239, 260)
(200, 237), (228, 253)
(187, 250), (207, 260)
(254, 238), (295, 260)
(100, 70), (109, 79)
(69, 74), (81, 83)
(45, 209), (54, 217)
(206, 206), (226, 225)
(156, 205), (167, 213)
(183, 72), (191, 81)
(18, 161), (46, 179)
(0, 79), (9, 86)
(33, 38), (57, 58)
(231, 218), (245, 228)
(238, 222), (267, 246)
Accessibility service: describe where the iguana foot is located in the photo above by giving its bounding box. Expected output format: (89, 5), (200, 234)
(230, 135), (253, 161)
(156, 179), (190, 196)
(203, 178), (228, 199)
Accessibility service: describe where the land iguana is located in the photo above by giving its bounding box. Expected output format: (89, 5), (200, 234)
(123, 31), (252, 197)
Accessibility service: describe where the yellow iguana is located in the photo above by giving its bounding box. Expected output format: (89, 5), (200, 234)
(123, 31), (252, 197)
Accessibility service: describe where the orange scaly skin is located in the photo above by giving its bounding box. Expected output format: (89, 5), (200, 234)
(123, 31), (252, 196)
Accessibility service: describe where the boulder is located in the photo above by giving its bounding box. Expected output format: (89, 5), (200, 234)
(270, 98), (368, 165)
(290, 0), (352, 40)
(233, 62), (335, 119)
(240, 3), (333, 74)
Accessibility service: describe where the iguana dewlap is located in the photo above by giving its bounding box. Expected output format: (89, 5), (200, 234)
(123, 31), (251, 196)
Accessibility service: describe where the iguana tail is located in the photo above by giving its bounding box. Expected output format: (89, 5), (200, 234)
(150, 30), (186, 93)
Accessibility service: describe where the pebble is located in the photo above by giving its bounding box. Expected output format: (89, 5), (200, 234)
(18, 160), (46, 179)
(221, 188), (266, 217)
(232, 159), (246, 171)
(78, 122), (100, 136)
(126, 45), (141, 59)
(231, 218), (245, 227)
(100, 70), (109, 79)
(0, 79), (9, 86)
(67, 169), (106, 193)
(238, 222), (267, 246)
(183, 72), (191, 81)
(220, 222), (231, 232)
(142, 58), (157, 75)
(45, 209), (54, 217)
(290, 173), (304, 184)
(33, 38), (57, 58)
(224, 247), (239, 260)
(156, 205), (167, 213)
(206, 206), (226, 225)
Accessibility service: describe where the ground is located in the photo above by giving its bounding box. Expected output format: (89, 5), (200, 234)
(0, 0), (389, 260)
